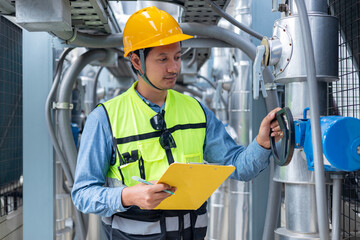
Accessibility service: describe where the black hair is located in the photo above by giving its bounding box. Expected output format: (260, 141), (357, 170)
(130, 48), (153, 75)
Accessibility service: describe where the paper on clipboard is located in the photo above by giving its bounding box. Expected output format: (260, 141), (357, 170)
(154, 163), (235, 210)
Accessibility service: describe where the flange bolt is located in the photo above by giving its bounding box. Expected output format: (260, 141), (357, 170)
(357, 145), (360, 155)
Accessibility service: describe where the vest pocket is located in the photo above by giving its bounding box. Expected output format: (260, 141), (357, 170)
(139, 139), (168, 182)
(119, 161), (142, 186)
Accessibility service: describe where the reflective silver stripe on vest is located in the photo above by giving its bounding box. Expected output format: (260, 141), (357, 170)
(195, 213), (208, 228)
(165, 213), (191, 232)
(112, 215), (161, 235)
(102, 212), (208, 235)
(102, 216), (111, 225)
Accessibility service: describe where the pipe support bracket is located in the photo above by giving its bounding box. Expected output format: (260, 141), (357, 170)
(53, 102), (73, 110)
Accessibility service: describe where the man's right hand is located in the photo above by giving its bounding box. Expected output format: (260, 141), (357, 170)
(121, 181), (176, 209)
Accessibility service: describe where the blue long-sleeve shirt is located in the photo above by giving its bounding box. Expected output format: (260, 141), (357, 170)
(71, 91), (271, 217)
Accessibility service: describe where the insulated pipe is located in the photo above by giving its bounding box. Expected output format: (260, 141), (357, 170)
(45, 47), (74, 187)
(331, 174), (343, 240)
(57, 49), (107, 240)
(204, 0), (263, 40)
(294, 1), (329, 239)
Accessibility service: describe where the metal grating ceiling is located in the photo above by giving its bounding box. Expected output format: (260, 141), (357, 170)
(182, 0), (229, 24)
(70, 0), (120, 34)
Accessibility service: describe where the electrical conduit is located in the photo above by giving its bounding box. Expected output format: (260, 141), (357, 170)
(294, 0), (330, 239)
(45, 47), (75, 187)
(57, 49), (108, 240)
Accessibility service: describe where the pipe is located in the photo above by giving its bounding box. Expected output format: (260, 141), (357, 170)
(197, 74), (228, 110)
(173, 84), (203, 99)
(204, 0), (263, 40)
(262, 160), (281, 240)
(57, 49), (107, 177)
(181, 47), (193, 58)
(57, 49), (108, 240)
(52, 30), (123, 48)
(45, 47), (74, 187)
(294, 0), (329, 239)
(331, 174), (343, 240)
(187, 48), (197, 67)
(92, 66), (104, 109)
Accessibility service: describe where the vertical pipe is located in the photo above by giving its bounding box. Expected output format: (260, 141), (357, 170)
(331, 174), (343, 240)
(294, 0), (329, 239)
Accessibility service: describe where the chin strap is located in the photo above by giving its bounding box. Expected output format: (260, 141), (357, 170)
(139, 49), (163, 90)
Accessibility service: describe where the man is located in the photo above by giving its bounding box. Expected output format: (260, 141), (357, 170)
(72, 6), (282, 240)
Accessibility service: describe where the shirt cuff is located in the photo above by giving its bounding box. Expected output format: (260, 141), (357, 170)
(254, 136), (272, 151)
(249, 137), (272, 163)
(108, 186), (131, 213)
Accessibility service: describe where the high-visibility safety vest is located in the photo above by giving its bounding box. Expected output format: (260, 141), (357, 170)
(100, 82), (208, 239)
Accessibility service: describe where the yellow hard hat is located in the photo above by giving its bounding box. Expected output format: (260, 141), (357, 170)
(123, 6), (193, 57)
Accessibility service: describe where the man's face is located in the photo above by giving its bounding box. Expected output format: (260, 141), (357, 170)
(145, 42), (182, 90)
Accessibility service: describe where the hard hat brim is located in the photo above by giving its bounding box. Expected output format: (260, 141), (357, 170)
(124, 33), (193, 57)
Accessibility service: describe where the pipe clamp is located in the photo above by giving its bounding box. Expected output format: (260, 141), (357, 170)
(52, 102), (73, 110)
(265, 83), (277, 90)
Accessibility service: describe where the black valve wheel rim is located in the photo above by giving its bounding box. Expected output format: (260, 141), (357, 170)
(270, 107), (295, 166)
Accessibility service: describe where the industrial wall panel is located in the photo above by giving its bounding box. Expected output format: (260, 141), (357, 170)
(0, 16), (23, 218)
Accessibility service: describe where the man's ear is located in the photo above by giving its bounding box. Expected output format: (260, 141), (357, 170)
(130, 53), (143, 75)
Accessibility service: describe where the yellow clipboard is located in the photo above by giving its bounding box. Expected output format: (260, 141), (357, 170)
(154, 163), (235, 210)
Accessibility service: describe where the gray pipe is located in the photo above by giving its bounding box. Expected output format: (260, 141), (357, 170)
(262, 160), (281, 240)
(204, 0), (263, 40)
(57, 49), (107, 177)
(173, 84), (203, 99)
(45, 47), (74, 187)
(294, 1), (329, 239)
(92, 66), (104, 109)
(197, 74), (228, 110)
(53, 31), (123, 48)
(57, 49), (108, 240)
(331, 174), (342, 240)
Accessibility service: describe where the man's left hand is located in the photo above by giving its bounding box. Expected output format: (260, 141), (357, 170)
(256, 107), (283, 149)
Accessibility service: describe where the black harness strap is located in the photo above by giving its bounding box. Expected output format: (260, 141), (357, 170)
(165, 149), (174, 165)
(115, 123), (206, 144)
